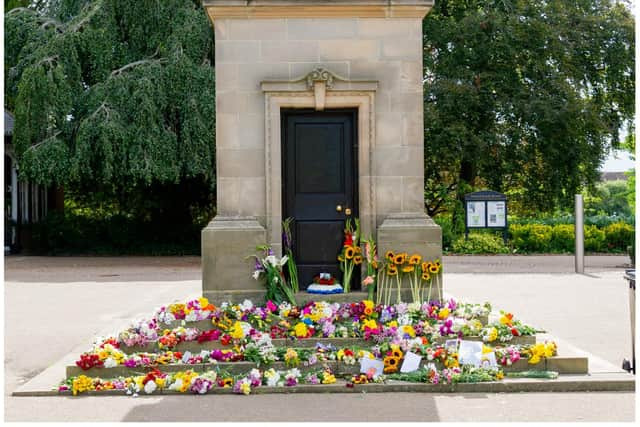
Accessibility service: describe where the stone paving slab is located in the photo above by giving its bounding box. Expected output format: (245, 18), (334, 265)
(13, 373), (635, 397)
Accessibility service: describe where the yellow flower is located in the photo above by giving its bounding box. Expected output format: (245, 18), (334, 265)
(402, 325), (416, 338)
(355, 246), (362, 254)
(363, 300), (374, 310)
(409, 254), (422, 265)
(294, 322), (308, 338)
(337, 255), (345, 262)
(72, 375), (94, 396)
(240, 381), (251, 395)
(229, 321), (245, 339)
(345, 246), (356, 260)
(390, 344), (404, 358)
(387, 265), (398, 276)
(385, 251), (395, 262)
(362, 319), (378, 330)
(371, 260), (379, 270)
(198, 297), (210, 309)
(321, 369), (336, 384)
(394, 253), (407, 265)
(421, 271), (431, 281)
(354, 255), (363, 265)
(422, 262), (432, 272)
(487, 327), (498, 342)
(438, 307), (450, 320)
(387, 320), (398, 328)
(496, 371), (504, 380)
(402, 265), (415, 273)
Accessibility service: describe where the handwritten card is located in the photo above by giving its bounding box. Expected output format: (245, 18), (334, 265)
(360, 357), (385, 378)
(458, 340), (484, 367)
(400, 351), (422, 373)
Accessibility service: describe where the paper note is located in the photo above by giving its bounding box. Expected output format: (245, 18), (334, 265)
(458, 340), (484, 367)
(360, 357), (385, 378)
(400, 351), (422, 373)
(481, 351), (498, 368)
(444, 339), (459, 353)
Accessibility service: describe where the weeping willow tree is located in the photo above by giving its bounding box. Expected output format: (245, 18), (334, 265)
(5, 0), (215, 230)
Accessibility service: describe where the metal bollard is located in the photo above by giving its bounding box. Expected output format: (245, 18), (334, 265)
(623, 270), (635, 374)
(575, 194), (584, 274)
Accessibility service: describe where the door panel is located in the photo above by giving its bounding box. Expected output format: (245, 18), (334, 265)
(282, 110), (358, 288)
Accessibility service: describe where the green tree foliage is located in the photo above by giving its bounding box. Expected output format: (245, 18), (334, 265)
(423, 0), (635, 217)
(6, 0), (215, 192)
(584, 179), (633, 216)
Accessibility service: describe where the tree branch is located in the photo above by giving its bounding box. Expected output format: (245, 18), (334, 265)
(110, 56), (167, 78)
(28, 131), (62, 152)
(69, 0), (103, 32)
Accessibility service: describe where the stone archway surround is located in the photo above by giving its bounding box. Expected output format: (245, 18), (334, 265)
(261, 72), (378, 255)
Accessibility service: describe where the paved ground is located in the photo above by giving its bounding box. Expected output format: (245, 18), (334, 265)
(4, 255), (636, 422)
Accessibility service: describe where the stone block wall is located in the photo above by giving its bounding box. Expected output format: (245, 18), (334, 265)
(214, 17), (426, 225)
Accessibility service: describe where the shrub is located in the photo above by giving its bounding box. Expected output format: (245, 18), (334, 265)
(509, 224), (553, 253)
(550, 224), (575, 253)
(584, 225), (606, 252)
(603, 222), (635, 252)
(433, 215), (457, 250)
(452, 233), (510, 254)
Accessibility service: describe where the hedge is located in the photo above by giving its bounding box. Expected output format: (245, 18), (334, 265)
(448, 222), (634, 254)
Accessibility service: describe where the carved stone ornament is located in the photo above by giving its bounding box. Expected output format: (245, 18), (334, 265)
(305, 68), (337, 90)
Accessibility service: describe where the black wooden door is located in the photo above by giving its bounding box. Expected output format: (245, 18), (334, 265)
(282, 109), (358, 288)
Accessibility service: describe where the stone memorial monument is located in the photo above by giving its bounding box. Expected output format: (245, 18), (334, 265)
(201, 0), (442, 303)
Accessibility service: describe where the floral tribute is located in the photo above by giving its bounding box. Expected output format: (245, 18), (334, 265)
(60, 296), (559, 396)
(337, 218), (361, 292)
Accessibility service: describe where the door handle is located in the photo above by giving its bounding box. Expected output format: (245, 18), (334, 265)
(336, 205), (343, 212)
(345, 208), (352, 216)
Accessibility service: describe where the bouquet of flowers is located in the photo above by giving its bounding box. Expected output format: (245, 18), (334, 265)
(362, 236), (379, 301)
(251, 246), (297, 305)
(282, 218), (299, 293)
(337, 218), (361, 293)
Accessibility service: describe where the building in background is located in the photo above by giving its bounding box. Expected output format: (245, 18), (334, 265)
(4, 109), (64, 253)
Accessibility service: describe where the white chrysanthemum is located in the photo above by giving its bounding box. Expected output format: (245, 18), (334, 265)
(252, 270), (261, 280)
(169, 379), (183, 391)
(104, 357), (117, 368)
(397, 314), (411, 326)
(144, 380), (157, 394)
(185, 311), (197, 322)
(240, 299), (254, 311)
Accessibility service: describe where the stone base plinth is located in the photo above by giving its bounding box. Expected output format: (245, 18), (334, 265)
(377, 212), (443, 301)
(201, 216), (267, 304)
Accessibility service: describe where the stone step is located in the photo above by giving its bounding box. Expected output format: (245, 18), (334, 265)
(65, 353), (586, 379)
(158, 314), (490, 331)
(51, 372), (634, 397)
(119, 334), (536, 354)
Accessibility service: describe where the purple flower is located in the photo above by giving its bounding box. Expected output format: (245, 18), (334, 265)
(439, 319), (454, 336)
(447, 298), (457, 311)
(285, 377), (298, 387)
(190, 378), (213, 394)
(124, 359), (137, 368)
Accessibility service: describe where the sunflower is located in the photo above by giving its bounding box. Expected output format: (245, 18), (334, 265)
(383, 356), (400, 373)
(391, 347), (403, 359)
(421, 271), (431, 281)
(394, 253), (407, 265)
(338, 255), (345, 262)
(371, 260), (379, 270)
(422, 262), (432, 272)
(355, 246), (362, 254)
(220, 377), (233, 388)
(402, 265), (415, 273)
(409, 254), (422, 265)
(344, 246), (356, 260)
(429, 263), (439, 273)
(385, 251), (395, 262)
(354, 255), (363, 265)
(387, 265), (398, 276)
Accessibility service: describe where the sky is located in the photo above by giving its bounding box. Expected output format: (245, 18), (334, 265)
(601, 149), (636, 172)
